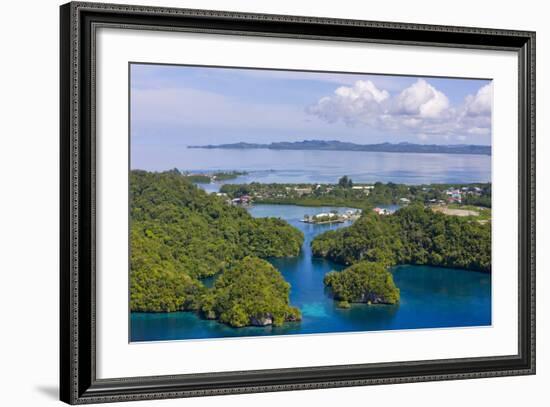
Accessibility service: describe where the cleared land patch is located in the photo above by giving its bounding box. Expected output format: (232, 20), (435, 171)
(432, 206), (479, 217)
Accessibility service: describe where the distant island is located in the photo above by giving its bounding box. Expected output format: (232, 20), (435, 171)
(189, 140), (491, 156)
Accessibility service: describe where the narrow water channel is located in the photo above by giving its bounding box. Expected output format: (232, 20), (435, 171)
(130, 204), (491, 342)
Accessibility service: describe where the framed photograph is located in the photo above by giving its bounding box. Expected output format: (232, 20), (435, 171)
(60, 1), (535, 404)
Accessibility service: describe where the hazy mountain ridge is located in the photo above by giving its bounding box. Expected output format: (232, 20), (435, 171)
(189, 140), (491, 155)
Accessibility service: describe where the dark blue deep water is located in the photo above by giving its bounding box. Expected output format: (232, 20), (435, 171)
(130, 204), (491, 342)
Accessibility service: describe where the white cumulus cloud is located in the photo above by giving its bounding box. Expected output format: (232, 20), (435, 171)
(464, 83), (492, 117)
(392, 79), (450, 118)
(306, 80), (389, 126)
(306, 78), (492, 142)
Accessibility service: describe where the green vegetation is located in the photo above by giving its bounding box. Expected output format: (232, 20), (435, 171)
(462, 184), (491, 207)
(221, 182), (372, 209)
(212, 171), (248, 181)
(130, 169), (491, 328)
(324, 262), (400, 305)
(130, 225), (205, 312)
(130, 170), (303, 326)
(336, 300), (351, 309)
(220, 181), (491, 210)
(312, 205), (491, 272)
(338, 176), (353, 188)
(200, 257), (301, 327)
(185, 174), (211, 183)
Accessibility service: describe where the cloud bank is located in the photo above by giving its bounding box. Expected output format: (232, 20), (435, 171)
(306, 79), (492, 141)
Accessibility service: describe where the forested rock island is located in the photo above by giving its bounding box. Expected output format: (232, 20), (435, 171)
(189, 140), (491, 156)
(130, 170), (491, 327)
(312, 205), (491, 273)
(130, 170), (303, 327)
(324, 262), (400, 308)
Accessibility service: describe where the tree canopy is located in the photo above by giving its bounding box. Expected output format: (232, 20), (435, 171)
(312, 205), (491, 272)
(324, 261), (400, 305)
(130, 170), (304, 325)
(338, 176), (353, 188)
(200, 257), (301, 327)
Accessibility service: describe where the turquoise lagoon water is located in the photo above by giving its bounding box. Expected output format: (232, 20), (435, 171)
(130, 204), (491, 342)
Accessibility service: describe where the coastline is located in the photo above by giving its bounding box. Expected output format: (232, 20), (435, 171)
(130, 172), (492, 340)
(187, 140), (492, 156)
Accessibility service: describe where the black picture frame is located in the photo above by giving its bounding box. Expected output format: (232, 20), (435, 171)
(60, 1), (536, 404)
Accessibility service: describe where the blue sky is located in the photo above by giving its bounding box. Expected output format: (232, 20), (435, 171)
(130, 64), (492, 147)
